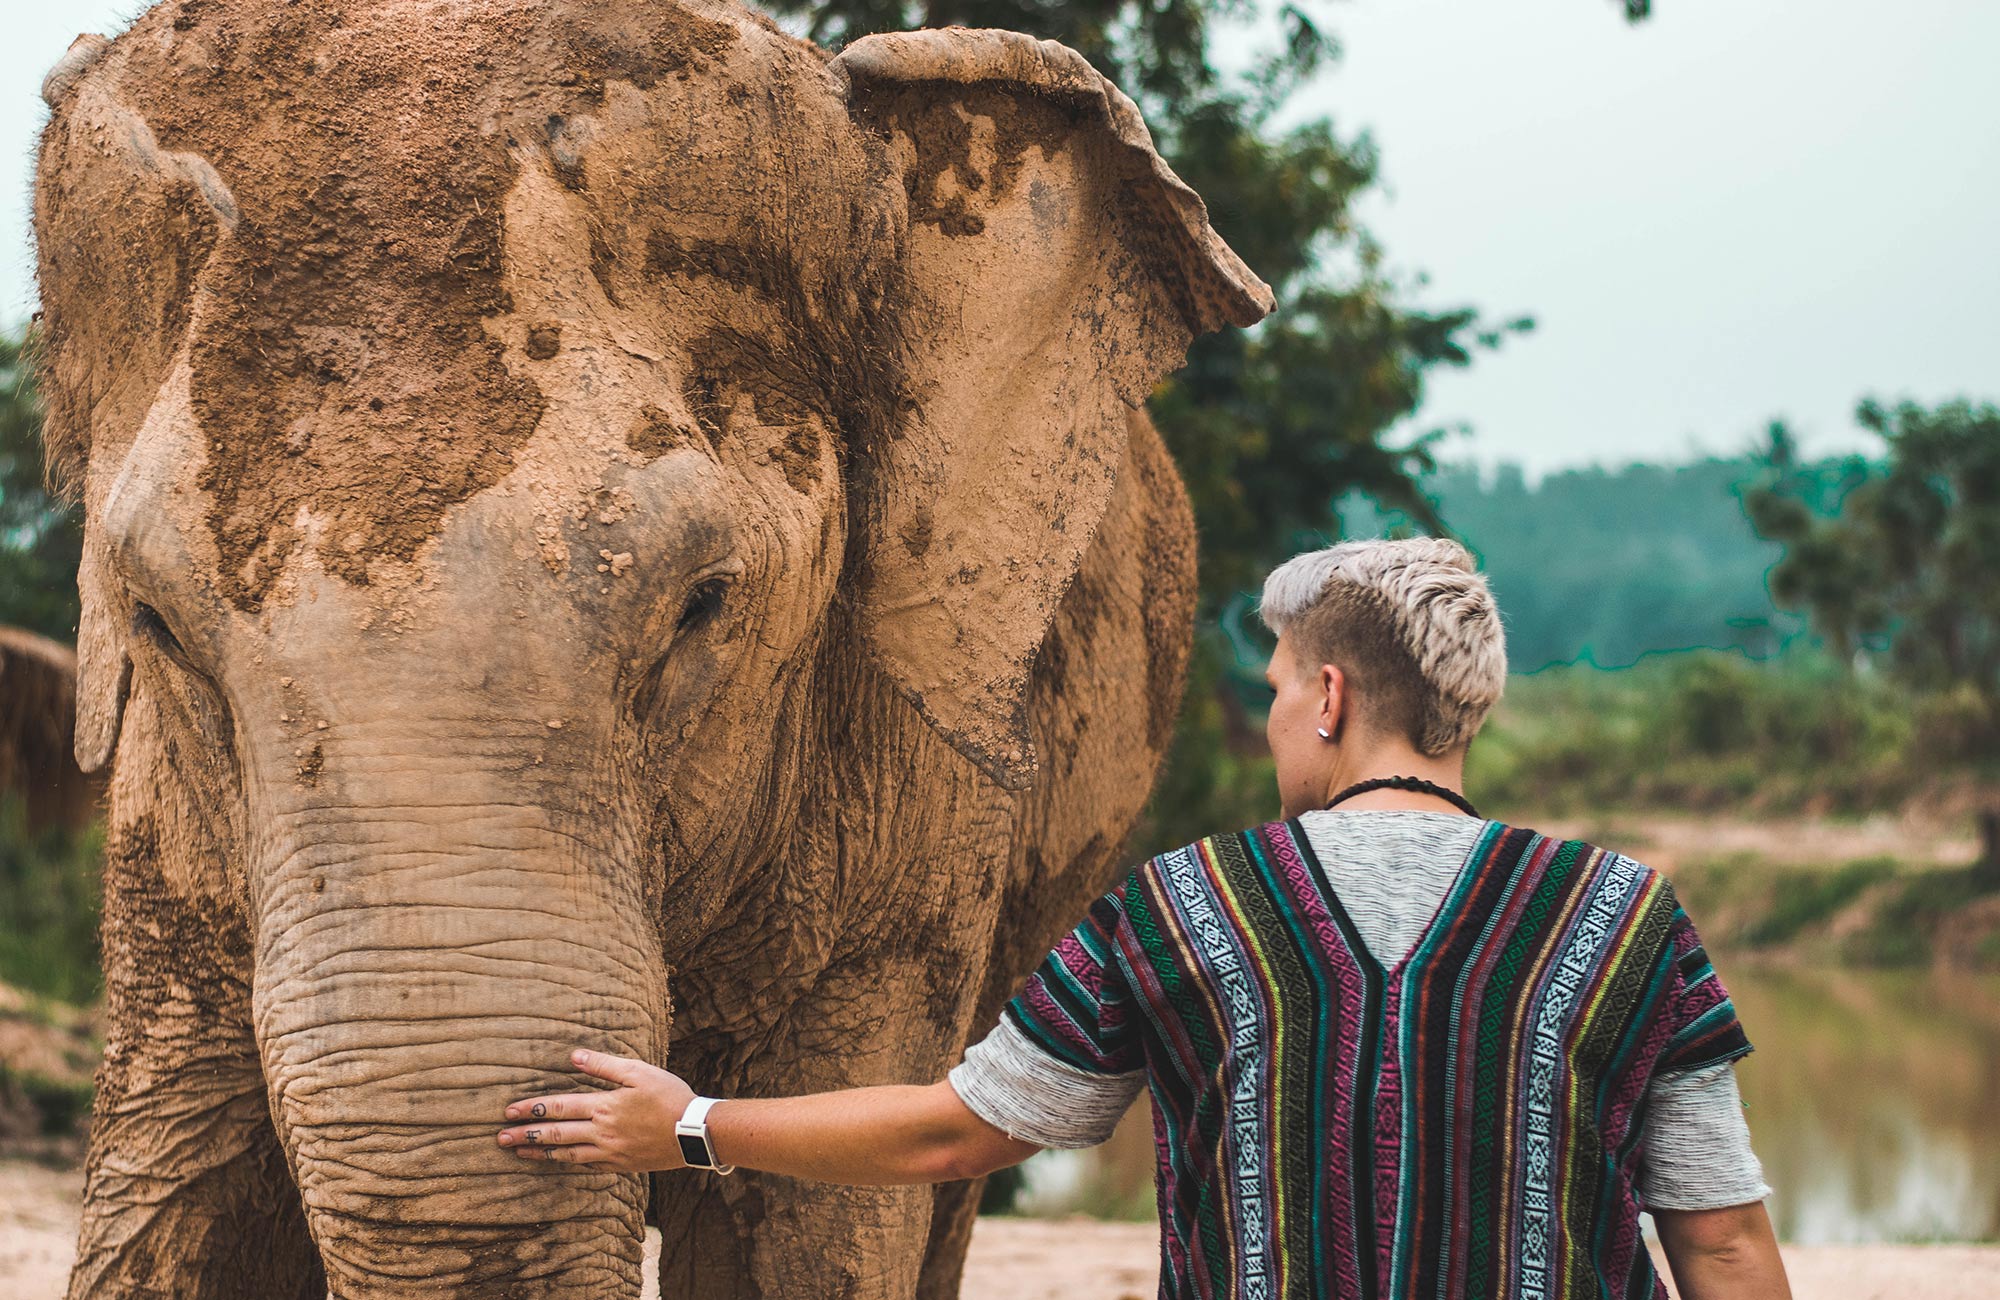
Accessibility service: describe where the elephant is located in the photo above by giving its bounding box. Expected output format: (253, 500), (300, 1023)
(32, 1), (1270, 1296)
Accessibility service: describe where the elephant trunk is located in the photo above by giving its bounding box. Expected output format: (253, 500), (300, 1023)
(248, 766), (666, 1298)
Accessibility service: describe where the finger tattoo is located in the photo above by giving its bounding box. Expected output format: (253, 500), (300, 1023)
(531, 1103), (547, 1119)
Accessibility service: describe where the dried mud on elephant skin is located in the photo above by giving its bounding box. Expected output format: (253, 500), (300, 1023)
(31, 2), (1268, 1297)
(39, 0), (742, 612)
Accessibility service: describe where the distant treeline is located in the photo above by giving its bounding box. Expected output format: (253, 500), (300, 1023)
(1342, 453), (1877, 673)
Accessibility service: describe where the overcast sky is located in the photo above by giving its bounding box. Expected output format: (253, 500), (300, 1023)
(4, 0), (1993, 476)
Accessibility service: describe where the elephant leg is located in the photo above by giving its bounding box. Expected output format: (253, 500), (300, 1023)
(652, 889), (1004, 1299)
(913, 1177), (985, 1300)
(68, 698), (322, 1299)
(649, 1023), (948, 1300)
(653, 1168), (937, 1300)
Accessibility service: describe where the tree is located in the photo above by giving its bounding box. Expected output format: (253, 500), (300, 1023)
(0, 329), (81, 642)
(1745, 401), (2000, 886)
(777, 0), (1549, 846)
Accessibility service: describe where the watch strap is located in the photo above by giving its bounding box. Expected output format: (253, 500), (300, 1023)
(675, 1095), (734, 1174)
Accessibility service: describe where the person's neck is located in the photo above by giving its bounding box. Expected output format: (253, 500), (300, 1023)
(1318, 742), (1470, 815)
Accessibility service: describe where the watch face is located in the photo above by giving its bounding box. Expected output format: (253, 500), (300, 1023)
(676, 1133), (710, 1167)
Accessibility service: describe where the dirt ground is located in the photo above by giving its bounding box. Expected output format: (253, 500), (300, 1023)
(0, 1163), (77, 1299)
(5, 1163), (1996, 1299)
(960, 1218), (2000, 1299)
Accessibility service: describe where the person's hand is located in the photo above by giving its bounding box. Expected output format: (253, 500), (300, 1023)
(497, 1048), (696, 1172)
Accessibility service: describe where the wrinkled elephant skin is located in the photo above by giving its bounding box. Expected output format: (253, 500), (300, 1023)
(32, 1), (1270, 1296)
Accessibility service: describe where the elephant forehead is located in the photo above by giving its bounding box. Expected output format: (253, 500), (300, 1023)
(90, 0), (802, 613)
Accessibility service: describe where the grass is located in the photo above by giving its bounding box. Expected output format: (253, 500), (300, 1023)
(1844, 866), (1993, 966)
(1465, 649), (1938, 817)
(1667, 852), (1998, 969)
(1739, 856), (1898, 947)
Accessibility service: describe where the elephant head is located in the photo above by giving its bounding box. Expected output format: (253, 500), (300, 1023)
(35, 1), (1268, 1294)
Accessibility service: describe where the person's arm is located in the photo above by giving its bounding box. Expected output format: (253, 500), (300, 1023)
(497, 1048), (1041, 1184)
(503, 878), (1148, 1181)
(1654, 1201), (1791, 1300)
(1642, 888), (1788, 1299)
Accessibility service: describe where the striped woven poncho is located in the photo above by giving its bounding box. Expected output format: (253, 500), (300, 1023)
(1003, 819), (1752, 1300)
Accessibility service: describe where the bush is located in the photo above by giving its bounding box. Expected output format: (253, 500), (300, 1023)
(0, 1064), (93, 1137)
(1466, 647), (1924, 817)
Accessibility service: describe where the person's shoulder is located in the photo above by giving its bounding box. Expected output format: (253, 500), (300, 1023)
(1131, 819), (1303, 885)
(1142, 819), (1291, 859)
(1168, 820), (1320, 860)
(1483, 819), (1670, 893)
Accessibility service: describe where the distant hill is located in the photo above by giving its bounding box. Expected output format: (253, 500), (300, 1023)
(1341, 453), (1879, 673)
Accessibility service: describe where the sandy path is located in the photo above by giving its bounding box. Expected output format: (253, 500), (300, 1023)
(0, 1163), (79, 1299)
(7, 1163), (1996, 1297)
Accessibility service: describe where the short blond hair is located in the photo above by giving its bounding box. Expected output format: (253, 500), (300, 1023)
(1257, 538), (1507, 755)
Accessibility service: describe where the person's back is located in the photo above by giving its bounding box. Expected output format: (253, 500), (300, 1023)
(966, 808), (1756, 1298)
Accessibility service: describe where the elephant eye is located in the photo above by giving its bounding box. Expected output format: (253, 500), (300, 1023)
(629, 577), (733, 723)
(133, 600), (189, 661)
(677, 578), (729, 635)
(130, 599), (234, 749)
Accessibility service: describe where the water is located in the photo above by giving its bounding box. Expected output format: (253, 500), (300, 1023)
(1727, 963), (2000, 1243)
(1017, 960), (2000, 1243)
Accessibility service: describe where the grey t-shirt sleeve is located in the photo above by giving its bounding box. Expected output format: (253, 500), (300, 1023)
(1639, 1062), (1771, 1210)
(947, 1014), (1145, 1151)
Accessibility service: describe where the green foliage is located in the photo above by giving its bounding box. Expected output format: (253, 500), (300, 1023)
(0, 793), (103, 1006)
(0, 1064), (94, 1138)
(0, 329), (81, 642)
(977, 1163), (1025, 1214)
(1141, 627), (1281, 849)
(1844, 867), (1995, 967)
(1746, 402), (2000, 752)
(1745, 400), (2000, 884)
(1466, 649), (1921, 817)
(1642, 854), (1997, 969)
(1739, 857), (1897, 948)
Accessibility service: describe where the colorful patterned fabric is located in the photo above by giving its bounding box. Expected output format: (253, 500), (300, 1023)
(1002, 819), (1752, 1300)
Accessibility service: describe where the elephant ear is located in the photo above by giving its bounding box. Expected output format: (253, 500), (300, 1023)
(38, 32), (232, 773)
(833, 29), (1272, 789)
(70, 540), (131, 775)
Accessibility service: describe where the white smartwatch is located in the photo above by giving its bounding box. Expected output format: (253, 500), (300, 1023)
(674, 1096), (734, 1174)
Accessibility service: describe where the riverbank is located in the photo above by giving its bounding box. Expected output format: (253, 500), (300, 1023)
(1516, 811), (2000, 969)
(0, 985), (93, 1166)
(3, 1163), (1995, 1299)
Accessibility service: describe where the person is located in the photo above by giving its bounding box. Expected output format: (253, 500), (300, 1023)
(497, 538), (1792, 1299)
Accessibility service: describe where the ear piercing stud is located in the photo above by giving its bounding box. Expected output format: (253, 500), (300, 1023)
(1317, 727), (1333, 740)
